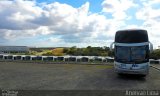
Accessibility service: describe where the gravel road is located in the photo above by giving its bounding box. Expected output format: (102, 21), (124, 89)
(0, 62), (160, 90)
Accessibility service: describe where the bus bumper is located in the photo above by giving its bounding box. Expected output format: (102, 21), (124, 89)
(114, 62), (149, 75)
(115, 68), (149, 75)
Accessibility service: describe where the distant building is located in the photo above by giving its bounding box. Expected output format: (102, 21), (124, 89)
(0, 46), (29, 53)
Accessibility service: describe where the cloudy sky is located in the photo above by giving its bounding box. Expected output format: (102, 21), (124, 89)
(0, 0), (160, 48)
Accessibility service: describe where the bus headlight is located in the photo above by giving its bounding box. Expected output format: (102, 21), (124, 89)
(141, 65), (148, 69)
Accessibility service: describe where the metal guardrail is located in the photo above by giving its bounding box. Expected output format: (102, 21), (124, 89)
(1, 54), (160, 64)
(149, 59), (160, 64)
(0, 54), (114, 63)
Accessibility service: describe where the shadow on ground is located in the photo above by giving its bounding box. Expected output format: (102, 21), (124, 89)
(117, 74), (146, 81)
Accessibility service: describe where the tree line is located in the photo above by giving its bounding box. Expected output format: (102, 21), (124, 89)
(25, 46), (160, 59)
(63, 46), (160, 59)
(63, 46), (113, 56)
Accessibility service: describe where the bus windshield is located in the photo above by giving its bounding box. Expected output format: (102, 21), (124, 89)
(115, 46), (149, 63)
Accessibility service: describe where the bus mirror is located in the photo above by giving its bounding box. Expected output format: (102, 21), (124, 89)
(110, 42), (114, 51)
(149, 42), (153, 52)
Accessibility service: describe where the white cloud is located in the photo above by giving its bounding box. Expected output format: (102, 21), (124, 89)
(102, 0), (137, 20)
(0, 0), (160, 48)
(0, 0), (40, 30)
(8, 12), (34, 22)
(0, 26), (51, 40)
(135, 0), (160, 48)
(102, 0), (135, 12)
(47, 37), (62, 43)
(0, 0), (114, 47)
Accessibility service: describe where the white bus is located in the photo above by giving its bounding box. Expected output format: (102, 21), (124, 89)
(110, 29), (153, 77)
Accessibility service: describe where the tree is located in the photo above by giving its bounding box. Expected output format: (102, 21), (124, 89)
(68, 46), (77, 55)
(150, 49), (160, 59)
(108, 50), (114, 57)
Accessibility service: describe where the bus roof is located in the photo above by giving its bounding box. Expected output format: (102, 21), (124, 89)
(115, 29), (148, 43)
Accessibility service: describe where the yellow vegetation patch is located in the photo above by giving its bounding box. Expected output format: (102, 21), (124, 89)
(52, 48), (64, 56)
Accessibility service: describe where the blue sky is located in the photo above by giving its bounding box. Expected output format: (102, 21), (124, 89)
(38, 0), (104, 12)
(0, 0), (160, 48)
